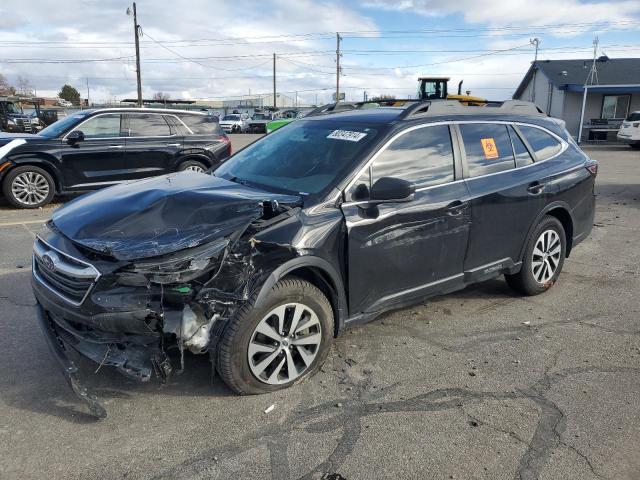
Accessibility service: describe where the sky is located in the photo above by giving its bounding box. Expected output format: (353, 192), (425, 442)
(1, 0), (639, 105)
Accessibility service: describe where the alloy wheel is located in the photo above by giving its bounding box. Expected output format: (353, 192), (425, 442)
(11, 171), (50, 206)
(184, 165), (205, 173)
(248, 303), (322, 385)
(531, 229), (562, 284)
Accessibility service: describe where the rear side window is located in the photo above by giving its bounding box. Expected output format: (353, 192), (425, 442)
(460, 124), (515, 177)
(128, 114), (171, 137)
(518, 125), (562, 161)
(180, 115), (222, 135)
(508, 126), (534, 167)
(371, 125), (455, 188)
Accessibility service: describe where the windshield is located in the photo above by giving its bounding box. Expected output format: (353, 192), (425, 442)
(223, 115), (240, 121)
(38, 112), (91, 138)
(626, 112), (640, 121)
(253, 114), (269, 120)
(215, 120), (381, 195)
(5, 102), (21, 114)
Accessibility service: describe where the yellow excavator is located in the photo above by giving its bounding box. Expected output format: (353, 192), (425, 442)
(417, 77), (486, 105)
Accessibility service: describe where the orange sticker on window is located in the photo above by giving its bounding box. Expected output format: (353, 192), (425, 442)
(481, 138), (499, 159)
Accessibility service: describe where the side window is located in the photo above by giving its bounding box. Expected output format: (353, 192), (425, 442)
(179, 115), (223, 135)
(460, 123), (515, 177)
(77, 114), (122, 138)
(128, 114), (171, 137)
(370, 125), (455, 188)
(517, 125), (562, 161)
(508, 126), (534, 167)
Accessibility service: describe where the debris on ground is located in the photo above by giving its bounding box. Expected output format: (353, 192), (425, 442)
(264, 404), (275, 414)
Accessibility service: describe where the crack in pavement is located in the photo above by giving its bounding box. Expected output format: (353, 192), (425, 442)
(152, 364), (640, 480)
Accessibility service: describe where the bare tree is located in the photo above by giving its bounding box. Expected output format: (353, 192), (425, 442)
(0, 74), (16, 95)
(16, 76), (34, 96)
(152, 91), (170, 101)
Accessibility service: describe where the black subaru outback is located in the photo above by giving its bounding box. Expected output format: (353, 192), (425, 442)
(0, 108), (231, 208)
(31, 100), (596, 417)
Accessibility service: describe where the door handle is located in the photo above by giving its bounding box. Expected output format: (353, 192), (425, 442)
(165, 143), (181, 147)
(107, 145), (123, 149)
(446, 200), (468, 216)
(527, 182), (545, 195)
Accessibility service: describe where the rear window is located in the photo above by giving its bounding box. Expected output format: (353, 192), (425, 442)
(180, 115), (222, 135)
(460, 123), (515, 177)
(518, 125), (562, 161)
(508, 126), (534, 167)
(626, 112), (640, 121)
(223, 115), (240, 121)
(128, 114), (171, 137)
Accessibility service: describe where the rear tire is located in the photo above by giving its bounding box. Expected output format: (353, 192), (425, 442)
(505, 216), (566, 296)
(177, 160), (208, 173)
(2, 165), (55, 209)
(217, 278), (334, 395)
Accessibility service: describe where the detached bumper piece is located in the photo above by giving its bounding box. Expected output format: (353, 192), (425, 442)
(36, 306), (107, 419)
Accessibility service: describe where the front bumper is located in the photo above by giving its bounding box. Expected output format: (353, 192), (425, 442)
(617, 132), (639, 144)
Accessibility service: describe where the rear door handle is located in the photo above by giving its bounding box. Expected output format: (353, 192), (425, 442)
(107, 145), (123, 149)
(527, 182), (545, 195)
(446, 200), (469, 216)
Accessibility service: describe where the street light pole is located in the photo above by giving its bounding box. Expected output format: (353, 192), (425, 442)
(335, 32), (342, 104)
(127, 3), (143, 107)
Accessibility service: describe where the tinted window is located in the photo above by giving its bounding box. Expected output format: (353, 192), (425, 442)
(518, 125), (562, 161)
(180, 115), (222, 135)
(215, 121), (380, 195)
(128, 114), (171, 137)
(223, 115), (240, 121)
(626, 112), (640, 121)
(77, 114), (122, 138)
(39, 112), (91, 138)
(371, 125), (454, 188)
(508, 126), (534, 167)
(460, 124), (514, 177)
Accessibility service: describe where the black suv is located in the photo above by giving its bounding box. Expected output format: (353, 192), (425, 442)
(0, 108), (231, 208)
(31, 100), (596, 418)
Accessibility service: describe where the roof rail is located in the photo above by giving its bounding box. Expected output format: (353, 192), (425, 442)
(401, 99), (545, 119)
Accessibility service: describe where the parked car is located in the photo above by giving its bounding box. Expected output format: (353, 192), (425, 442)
(31, 100), (596, 417)
(247, 112), (273, 133)
(0, 98), (34, 133)
(219, 113), (250, 133)
(0, 108), (231, 208)
(617, 111), (640, 148)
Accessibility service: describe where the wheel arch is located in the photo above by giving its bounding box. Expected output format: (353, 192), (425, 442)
(2, 155), (63, 192)
(520, 202), (575, 261)
(174, 153), (215, 171)
(253, 256), (348, 337)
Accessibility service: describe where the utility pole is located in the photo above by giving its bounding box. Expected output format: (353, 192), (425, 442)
(273, 53), (277, 108)
(530, 38), (540, 103)
(86, 78), (90, 106)
(127, 3), (143, 107)
(336, 32), (342, 103)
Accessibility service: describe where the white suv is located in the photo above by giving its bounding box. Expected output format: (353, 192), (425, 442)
(219, 113), (250, 133)
(617, 112), (640, 149)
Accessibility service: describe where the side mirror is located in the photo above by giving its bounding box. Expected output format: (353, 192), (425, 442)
(370, 177), (415, 201)
(67, 130), (84, 144)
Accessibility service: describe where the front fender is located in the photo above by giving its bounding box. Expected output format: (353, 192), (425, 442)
(253, 255), (348, 334)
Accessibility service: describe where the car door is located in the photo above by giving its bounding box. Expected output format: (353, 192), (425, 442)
(59, 113), (127, 189)
(341, 123), (471, 315)
(458, 122), (547, 275)
(123, 112), (181, 179)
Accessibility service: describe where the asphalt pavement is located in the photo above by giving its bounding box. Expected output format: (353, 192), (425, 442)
(0, 142), (638, 480)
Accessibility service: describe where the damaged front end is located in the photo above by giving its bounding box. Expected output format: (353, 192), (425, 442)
(31, 173), (302, 418)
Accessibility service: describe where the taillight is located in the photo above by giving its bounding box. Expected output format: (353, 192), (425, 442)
(586, 161), (598, 175)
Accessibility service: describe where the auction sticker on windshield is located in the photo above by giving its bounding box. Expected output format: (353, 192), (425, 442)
(327, 130), (367, 142)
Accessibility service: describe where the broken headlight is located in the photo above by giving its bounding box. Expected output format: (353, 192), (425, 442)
(120, 237), (229, 285)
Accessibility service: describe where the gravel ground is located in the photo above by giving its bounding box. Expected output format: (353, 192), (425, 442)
(0, 144), (638, 480)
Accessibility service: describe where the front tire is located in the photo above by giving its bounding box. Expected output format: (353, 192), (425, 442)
(2, 165), (55, 208)
(505, 216), (566, 296)
(217, 278), (334, 394)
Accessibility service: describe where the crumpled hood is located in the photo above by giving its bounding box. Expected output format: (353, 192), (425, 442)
(51, 172), (299, 261)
